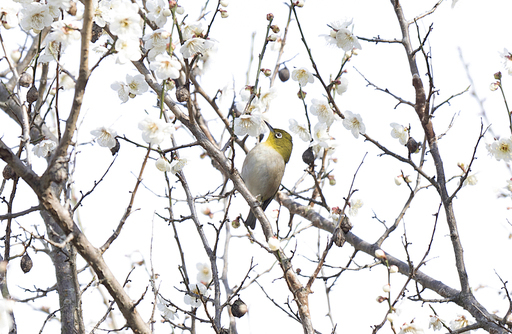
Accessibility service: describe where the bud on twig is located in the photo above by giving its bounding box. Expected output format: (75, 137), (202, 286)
(266, 13), (274, 21)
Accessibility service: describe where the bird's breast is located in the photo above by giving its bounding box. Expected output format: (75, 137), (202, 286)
(241, 143), (286, 201)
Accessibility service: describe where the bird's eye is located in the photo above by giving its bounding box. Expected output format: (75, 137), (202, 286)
(275, 133), (282, 139)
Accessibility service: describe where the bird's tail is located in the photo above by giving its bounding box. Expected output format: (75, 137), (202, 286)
(244, 212), (257, 230)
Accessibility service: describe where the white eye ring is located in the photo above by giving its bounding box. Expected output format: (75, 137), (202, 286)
(275, 133), (282, 139)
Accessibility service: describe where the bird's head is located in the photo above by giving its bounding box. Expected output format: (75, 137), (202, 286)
(265, 122), (293, 163)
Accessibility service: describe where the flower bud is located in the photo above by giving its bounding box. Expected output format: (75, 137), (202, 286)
(163, 8), (172, 17)
(375, 249), (386, 260)
(219, 9), (228, 18)
(10, 50), (21, 63)
(490, 82), (500, 91)
(220, 0), (229, 7)
(267, 33), (278, 42)
(271, 25), (280, 34)
(382, 284), (391, 293)
(266, 13), (274, 21)
(297, 89), (306, 100)
(261, 68), (272, 77)
(389, 265), (399, 273)
(294, 0), (305, 7)
(376, 296), (387, 303)
(175, 6), (185, 15)
(328, 174), (336, 186)
(494, 71), (502, 80)
(232, 217), (241, 228)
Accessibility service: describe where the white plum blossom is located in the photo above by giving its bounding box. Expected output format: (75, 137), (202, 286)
(39, 38), (61, 63)
(487, 137), (512, 162)
(33, 139), (57, 158)
(184, 283), (208, 308)
(234, 112), (265, 137)
(90, 126), (118, 148)
(196, 263), (212, 285)
(398, 321), (424, 334)
(93, 0), (112, 27)
(155, 158), (171, 172)
(143, 29), (170, 60)
(292, 67), (314, 87)
(156, 296), (176, 321)
(500, 49), (512, 75)
(126, 74), (148, 96)
(0, 1), (20, 29)
(325, 20), (362, 51)
(450, 315), (471, 331)
(20, 2), (53, 33)
(111, 81), (130, 103)
(115, 37), (142, 64)
(138, 117), (174, 146)
(0, 298), (14, 334)
(267, 237), (280, 251)
(220, 0), (229, 6)
(312, 122), (331, 148)
(310, 98), (335, 126)
(150, 54), (182, 80)
(146, 0), (171, 27)
(289, 119), (311, 142)
(342, 110), (365, 138)
(170, 158), (187, 174)
(48, 20), (81, 48)
(335, 77), (349, 95)
(463, 174), (478, 186)
(429, 315), (444, 331)
(180, 37), (215, 59)
(349, 198), (363, 216)
(109, 0), (142, 37)
(181, 22), (204, 40)
(259, 87), (278, 108)
(390, 123), (408, 145)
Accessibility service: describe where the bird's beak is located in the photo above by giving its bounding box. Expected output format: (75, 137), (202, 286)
(265, 121), (275, 133)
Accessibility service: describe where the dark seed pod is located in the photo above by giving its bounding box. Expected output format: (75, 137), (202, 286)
(406, 137), (421, 155)
(110, 138), (120, 156)
(332, 227), (345, 247)
(2, 165), (16, 180)
(176, 86), (190, 102)
(302, 147), (314, 166)
(21, 253), (33, 273)
(27, 85), (39, 104)
(278, 66), (290, 82)
(19, 72), (32, 88)
(231, 298), (248, 318)
(91, 22), (103, 43)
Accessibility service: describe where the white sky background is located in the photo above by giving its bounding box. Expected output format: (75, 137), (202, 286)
(2, 0), (512, 333)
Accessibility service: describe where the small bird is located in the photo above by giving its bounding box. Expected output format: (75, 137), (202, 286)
(241, 122), (293, 229)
